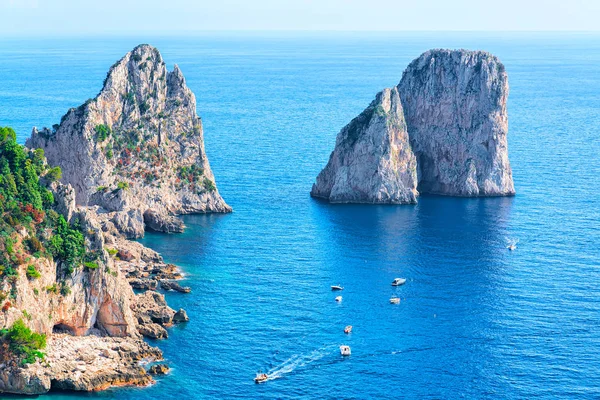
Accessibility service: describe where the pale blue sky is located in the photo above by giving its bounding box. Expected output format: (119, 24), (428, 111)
(1, 0), (599, 35)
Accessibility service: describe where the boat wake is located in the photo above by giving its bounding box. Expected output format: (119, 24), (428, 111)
(258, 345), (434, 382)
(265, 345), (337, 381)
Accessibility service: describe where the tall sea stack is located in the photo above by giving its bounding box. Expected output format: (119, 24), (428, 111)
(27, 44), (231, 236)
(311, 49), (515, 203)
(311, 87), (418, 204)
(398, 49), (514, 196)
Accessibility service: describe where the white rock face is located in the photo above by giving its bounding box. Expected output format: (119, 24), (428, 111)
(27, 44), (230, 236)
(398, 49), (515, 196)
(311, 87), (418, 204)
(312, 49), (515, 203)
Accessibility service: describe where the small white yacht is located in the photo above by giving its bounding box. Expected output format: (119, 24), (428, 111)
(344, 325), (353, 334)
(331, 285), (344, 291)
(391, 278), (406, 286)
(340, 345), (351, 356)
(335, 296), (343, 302)
(390, 297), (400, 304)
(508, 244), (517, 251)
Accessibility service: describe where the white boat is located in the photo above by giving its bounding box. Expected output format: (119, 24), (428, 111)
(391, 278), (406, 286)
(390, 297), (400, 304)
(335, 296), (343, 302)
(254, 372), (268, 384)
(344, 325), (353, 334)
(331, 285), (344, 291)
(340, 345), (351, 356)
(508, 244), (517, 251)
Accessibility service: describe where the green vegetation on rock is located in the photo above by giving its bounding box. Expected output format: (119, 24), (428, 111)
(117, 181), (129, 190)
(202, 178), (216, 192)
(0, 127), (88, 282)
(94, 124), (111, 142)
(25, 265), (41, 279)
(0, 319), (46, 364)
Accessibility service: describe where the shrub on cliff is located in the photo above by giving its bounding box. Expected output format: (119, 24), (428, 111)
(94, 124), (111, 142)
(0, 319), (46, 364)
(26, 265), (41, 279)
(117, 181), (129, 190)
(47, 214), (85, 273)
(202, 178), (216, 192)
(46, 166), (62, 182)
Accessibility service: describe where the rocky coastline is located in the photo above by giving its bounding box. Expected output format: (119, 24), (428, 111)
(0, 45), (228, 394)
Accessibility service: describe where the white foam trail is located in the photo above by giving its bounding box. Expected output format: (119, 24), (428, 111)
(265, 345), (335, 381)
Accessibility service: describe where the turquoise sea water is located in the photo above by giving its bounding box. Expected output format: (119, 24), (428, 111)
(1, 33), (600, 399)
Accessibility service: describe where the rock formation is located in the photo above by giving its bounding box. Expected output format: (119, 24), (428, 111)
(27, 44), (231, 237)
(0, 177), (169, 394)
(310, 88), (418, 204)
(398, 49), (515, 196)
(312, 49), (515, 203)
(0, 45), (211, 395)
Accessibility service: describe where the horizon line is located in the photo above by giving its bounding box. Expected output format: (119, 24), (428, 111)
(2, 29), (600, 39)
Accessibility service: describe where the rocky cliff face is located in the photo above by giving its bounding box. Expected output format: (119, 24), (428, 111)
(311, 88), (418, 204)
(0, 179), (164, 394)
(27, 44), (230, 237)
(398, 49), (515, 196)
(312, 49), (515, 203)
(1, 45), (208, 395)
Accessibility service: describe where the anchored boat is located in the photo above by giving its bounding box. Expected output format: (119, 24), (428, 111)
(331, 285), (344, 291)
(340, 345), (351, 356)
(391, 278), (406, 286)
(390, 297), (400, 304)
(344, 325), (353, 334)
(335, 296), (343, 302)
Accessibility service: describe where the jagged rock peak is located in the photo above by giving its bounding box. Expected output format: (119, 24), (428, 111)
(27, 44), (231, 237)
(398, 49), (515, 197)
(310, 87), (418, 204)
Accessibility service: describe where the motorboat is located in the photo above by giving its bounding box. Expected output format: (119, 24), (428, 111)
(254, 372), (268, 384)
(340, 345), (351, 356)
(344, 325), (353, 334)
(331, 285), (344, 291)
(390, 297), (400, 304)
(335, 296), (343, 302)
(507, 244), (517, 251)
(391, 278), (406, 286)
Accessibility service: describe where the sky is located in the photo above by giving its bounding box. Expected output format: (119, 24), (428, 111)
(1, 0), (600, 36)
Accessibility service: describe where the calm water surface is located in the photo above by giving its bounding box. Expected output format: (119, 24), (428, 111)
(0, 33), (599, 399)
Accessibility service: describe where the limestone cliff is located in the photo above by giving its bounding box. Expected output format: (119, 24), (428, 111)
(312, 49), (515, 202)
(398, 49), (515, 196)
(310, 87), (418, 204)
(27, 44), (230, 237)
(0, 44), (207, 391)
(0, 167), (160, 394)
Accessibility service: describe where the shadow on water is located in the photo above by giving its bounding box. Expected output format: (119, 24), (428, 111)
(308, 194), (517, 397)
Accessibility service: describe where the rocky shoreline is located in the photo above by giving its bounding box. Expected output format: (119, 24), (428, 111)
(0, 44), (229, 395)
(1, 334), (162, 394)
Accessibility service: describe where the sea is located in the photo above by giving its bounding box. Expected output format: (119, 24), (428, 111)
(0, 32), (599, 399)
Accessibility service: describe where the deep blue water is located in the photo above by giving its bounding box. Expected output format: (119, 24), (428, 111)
(1, 33), (600, 399)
